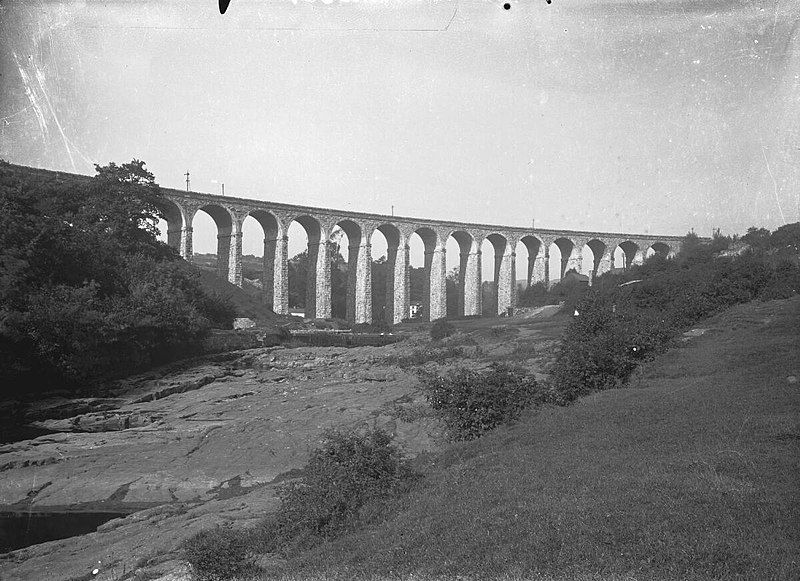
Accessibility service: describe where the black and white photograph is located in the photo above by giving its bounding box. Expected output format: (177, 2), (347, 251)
(1, 1), (798, 579)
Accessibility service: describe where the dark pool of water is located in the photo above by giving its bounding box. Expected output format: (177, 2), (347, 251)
(0, 424), (56, 445)
(0, 511), (127, 553)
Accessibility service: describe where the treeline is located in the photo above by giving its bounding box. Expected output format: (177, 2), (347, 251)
(0, 160), (236, 397)
(551, 224), (800, 401)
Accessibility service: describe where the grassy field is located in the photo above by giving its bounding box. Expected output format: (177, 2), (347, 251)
(257, 297), (800, 580)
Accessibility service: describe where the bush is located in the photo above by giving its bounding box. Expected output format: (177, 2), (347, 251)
(257, 428), (417, 553)
(551, 292), (674, 402)
(430, 318), (453, 340)
(419, 363), (541, 440)
(182, 524), (258, 581)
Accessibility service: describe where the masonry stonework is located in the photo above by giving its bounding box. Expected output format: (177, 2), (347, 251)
(158, 189), (684, 323)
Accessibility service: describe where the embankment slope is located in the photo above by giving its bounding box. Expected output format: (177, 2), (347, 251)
(275, 297), (800, 580)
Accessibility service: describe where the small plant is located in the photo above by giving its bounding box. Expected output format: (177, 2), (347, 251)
(256, 427), (418, 554)
(182, 523), (258, 581)
(419, 363), (541, 440)
(429, 318), (454, 341)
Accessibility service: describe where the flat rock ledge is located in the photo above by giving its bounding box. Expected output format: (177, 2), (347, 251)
(0, 344), (443, 581)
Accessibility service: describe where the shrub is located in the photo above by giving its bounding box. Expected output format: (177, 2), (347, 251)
(550, 291), (675, 402)
(419, 363), (541, 440)
(257, 428), (417, 553)
(430, 318), (454, 341)
(182, 524), (258, 581)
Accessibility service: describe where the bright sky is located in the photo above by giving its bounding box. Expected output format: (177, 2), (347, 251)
(2, 0), (799, 270)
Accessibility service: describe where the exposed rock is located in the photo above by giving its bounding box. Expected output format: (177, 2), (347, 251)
(0, 320), (564, 581)
(0, 343), (443, 581)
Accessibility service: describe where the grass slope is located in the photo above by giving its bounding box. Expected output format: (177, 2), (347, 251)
(266, 298), (800, 580)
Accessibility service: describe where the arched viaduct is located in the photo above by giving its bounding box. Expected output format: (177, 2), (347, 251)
(159, 189), (685, 324)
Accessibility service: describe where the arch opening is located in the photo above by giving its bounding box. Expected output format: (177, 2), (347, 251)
(584, 239), (607, 284)
(549, 237), (575, 282)
(408, 228), (439, 321)
(481, 233), (509, 316)
(648, 242), (671, 258)
(518, 235), (543, 288)
(618, 240), (640, 269)
(286, 216), (324, 319)
(330, 220), (364, 322)
(154, 199), (184, 251)
(190, 204), (234, 281)
(445, 231), (476, 318)
(371, 224), (402, 324)
(242, 210), (280, 307)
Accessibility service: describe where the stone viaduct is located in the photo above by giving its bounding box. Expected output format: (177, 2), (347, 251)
(158, 189), (685, 324)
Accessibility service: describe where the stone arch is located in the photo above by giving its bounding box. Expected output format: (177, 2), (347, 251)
(482, 232), (515, 316)
(154, 198), (187, 254)
(617, 240), (642, 269)
(286, 214), (329, 319)
(242, 209), (282, 309)
(191, 203), (236, 282)
(584, 239), (607, 283)
(331, 218), (367, 323)
(551, 237), (577, 281)
(649, 241), (671, 257)
(370, 223), (405, 324)
(445, 230), (478, 318)
(409, 226), (442, 321)
(519, 235), (544, 287)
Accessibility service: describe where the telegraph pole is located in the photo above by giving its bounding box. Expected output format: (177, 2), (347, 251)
(185, 170), (190, 191)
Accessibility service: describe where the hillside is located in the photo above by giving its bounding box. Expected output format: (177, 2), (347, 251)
(265, 297), (800, 580)
(188, 262), (282, 325)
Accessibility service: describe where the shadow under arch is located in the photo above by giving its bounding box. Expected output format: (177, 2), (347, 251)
(551, 237), (576, 280)
(519, 235), (544, 287)
(584, 238), (607, 283)
(617, 240), (641, 269)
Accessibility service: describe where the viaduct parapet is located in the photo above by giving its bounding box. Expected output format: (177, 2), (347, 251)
(159, 189), (684, 324)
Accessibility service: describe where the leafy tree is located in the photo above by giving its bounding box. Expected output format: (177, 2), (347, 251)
(0, 160), (234, 396)
(769, 222), (800, 254)
(742, 226), (772, 251)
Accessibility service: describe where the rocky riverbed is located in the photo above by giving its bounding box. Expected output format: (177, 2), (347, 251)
(0, 317), (563, 581)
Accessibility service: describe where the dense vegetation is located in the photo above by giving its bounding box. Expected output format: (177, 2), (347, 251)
(551, 224), (800, 401)
(0, 160), (235, 396)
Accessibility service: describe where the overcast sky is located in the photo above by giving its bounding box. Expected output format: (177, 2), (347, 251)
(2, 0), (799, 255)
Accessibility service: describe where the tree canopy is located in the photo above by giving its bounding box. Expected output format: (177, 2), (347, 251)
(0, 160), (234, 396)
